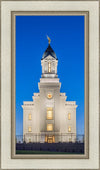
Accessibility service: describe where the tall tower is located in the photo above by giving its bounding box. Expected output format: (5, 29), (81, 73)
(38, 37), (61, 143)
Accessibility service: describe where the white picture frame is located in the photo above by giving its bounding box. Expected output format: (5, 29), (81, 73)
(1, 0), (99, 169)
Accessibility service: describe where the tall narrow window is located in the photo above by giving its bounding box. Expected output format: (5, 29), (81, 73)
(29, 138), (31, 143)
(28, 114), (32, 120)
(48, 61), (51, 73)
(47, 107), (53, 119)
(69, 138), (71, 142)
(68, 126), (71, 132)
(28, 126), (32, 132)
(47, 124), (53, 131)
(68, 113), (71, 120)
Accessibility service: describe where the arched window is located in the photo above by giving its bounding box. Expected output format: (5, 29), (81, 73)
(47, 107), (53, 119)
(69, 138), (72, 142)
(68, 113), (71, 120)
(28, 126), (32, 132)
(29, 138), (31, 143)
(47, 124), (53, 131)
(28, 114), (32, 120)
(68, 126), (71, 132)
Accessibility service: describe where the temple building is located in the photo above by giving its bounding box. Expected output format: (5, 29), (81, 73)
(22, 37), (77, 143)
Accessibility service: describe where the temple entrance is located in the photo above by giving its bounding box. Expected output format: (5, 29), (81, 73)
(45, 135), (55, 143)
(48, 136), (53, 143)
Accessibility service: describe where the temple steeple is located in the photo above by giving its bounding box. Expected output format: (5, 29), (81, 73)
(41, 39), (58, 78)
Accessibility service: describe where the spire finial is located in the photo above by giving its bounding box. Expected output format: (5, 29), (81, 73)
(47, 35), (51, 44)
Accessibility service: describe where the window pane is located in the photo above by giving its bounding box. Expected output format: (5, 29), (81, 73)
(47, 107), (53, 111)
(68, 126), (71, 132)
(47, 124), (53, 131)
(28, 114), (32, 120)
(69, 138), (71, 142)
(68, 113), (71, 120)
(28, 127), (32, 132)
(47, 107), (53, 119)
(29, 138), (31, 142)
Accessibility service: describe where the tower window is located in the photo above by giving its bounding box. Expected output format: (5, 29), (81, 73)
(28, 114), (32, 120)
(68, 113), (71, 120)
(48, 62), (51, 73)
(29, 138), (31, 143)
(47, 107), (53, 119)
(47, 124), (53, 131)
(69, 138), (72, 142)
(28, 126), (32, 132)
(68, 126), (71, 132)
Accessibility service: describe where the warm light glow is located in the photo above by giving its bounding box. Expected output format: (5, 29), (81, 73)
(68, 126), (71, 132)
(47, 93), (52, 99)
(48, 137), (53, 143)
(69, 138), (71, 142)
(47, 107), (53, 119)
(28, 114), (32, 120)
(68, 113), (71, 120)
(28, 126), (32, 132)
(29, 138), (31, 142)
(47, 124), (53, 131)
(45, 135), (55, 143)
(48, 62), (51, 73)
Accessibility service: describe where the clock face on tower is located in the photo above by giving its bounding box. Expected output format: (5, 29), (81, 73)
(47, 93), (52, 99)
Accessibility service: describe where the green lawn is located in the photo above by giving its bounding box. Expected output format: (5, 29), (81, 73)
(16, 150), (83, 154)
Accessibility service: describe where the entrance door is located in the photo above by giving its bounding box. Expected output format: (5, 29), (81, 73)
(45, 135), (55, 143)
(48, 136), (53, 143)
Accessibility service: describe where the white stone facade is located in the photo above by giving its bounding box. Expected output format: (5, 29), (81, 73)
(22, 44), (77, 143)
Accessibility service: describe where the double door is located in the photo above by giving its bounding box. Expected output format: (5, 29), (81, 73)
(45, 135), (55, 143)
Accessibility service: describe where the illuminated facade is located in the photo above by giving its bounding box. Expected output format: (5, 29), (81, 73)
(22, 40), (77, 143)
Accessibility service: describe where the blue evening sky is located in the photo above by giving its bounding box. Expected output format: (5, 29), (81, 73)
(16, 16), (84, 136)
